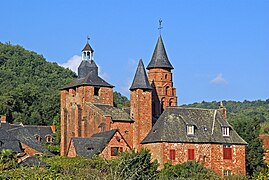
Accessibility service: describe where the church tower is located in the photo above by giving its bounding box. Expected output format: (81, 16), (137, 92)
(60, 41), (114, 156)
(130, 59), (152, 150)
(147, 36), (177, 118)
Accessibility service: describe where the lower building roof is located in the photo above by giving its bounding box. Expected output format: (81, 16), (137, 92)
(141, 107), (247, 145)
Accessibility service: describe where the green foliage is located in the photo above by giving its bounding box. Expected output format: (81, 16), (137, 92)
(0, 42), (76, 125)
(0, 149), (17, 171)
(113, 91), (130, 108)
(111, 149), (159, 180)
(157, 161), (220, 180)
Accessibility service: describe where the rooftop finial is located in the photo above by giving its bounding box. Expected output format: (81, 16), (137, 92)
(87, 36), (90, 43)
(158, 18), (163, 35)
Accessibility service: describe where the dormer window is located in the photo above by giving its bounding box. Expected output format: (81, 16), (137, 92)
(222, 127), (230, 137)
(187, 125), (194, 135)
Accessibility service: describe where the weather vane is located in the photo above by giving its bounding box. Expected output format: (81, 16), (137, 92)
(158, 18), (163, 35)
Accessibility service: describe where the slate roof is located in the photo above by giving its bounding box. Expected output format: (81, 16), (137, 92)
(93, 104), (133, 122)
(71, 129), (117, 158)
(61, 70), (114, 90)
(130, 59), (152, 91)
(23, 125), (53, 143)
(141, 107), (247, 145)
(19, 156), (46, 167)
(82, 42), (94, 52)
(147, 35), (174, 70)
(0, 126), (22, 152)
(7, 127), (54, 156)
(78, 60), (98, 78)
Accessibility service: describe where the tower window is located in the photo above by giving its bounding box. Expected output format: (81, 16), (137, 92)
(165, 74), (168, 79)
(94, 87), (100, 96)
(165, 86), (169, 95)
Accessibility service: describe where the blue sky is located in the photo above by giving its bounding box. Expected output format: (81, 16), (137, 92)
(1, 0), (268, 104)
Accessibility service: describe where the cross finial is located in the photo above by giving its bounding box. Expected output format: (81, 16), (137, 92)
(158, 18), (163, 35)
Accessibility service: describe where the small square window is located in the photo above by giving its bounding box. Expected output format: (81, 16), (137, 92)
(187, 125), (194, 135)
(94, 87), (100, 96)
(222, 127), (230, 136)
(111, 147), (123, 156)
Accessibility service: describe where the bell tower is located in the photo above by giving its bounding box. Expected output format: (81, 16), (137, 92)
(147, 35), (177, 118)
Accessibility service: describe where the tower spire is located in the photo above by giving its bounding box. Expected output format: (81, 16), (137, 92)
(130, 59), (152, 91)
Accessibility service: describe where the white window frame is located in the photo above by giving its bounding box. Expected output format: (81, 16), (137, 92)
(187, 125), (194, 135)
(222, 127), (230, 137)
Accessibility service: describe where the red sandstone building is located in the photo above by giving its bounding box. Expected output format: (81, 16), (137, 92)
(60, 36), (247, 176)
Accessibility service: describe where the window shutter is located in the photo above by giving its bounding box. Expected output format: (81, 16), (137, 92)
(223, 146), (232, 159)
(169, 149), (175, 160)
(188, 149), (195, 160)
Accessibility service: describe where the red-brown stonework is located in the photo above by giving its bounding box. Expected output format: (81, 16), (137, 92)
(147, 68), (177, 117)
(100, 131), (131, 159)
(130, 89), (152, 150)
(60, 85), (114, 156)
(143, 143), (246, 177)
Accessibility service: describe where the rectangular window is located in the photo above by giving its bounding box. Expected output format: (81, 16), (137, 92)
(111, 147), (123, 156)
(223, 145), (232, 160)
(222, 127), (230, 136)
(187, 125), (194, 135)
(188, 149), (195, 160)
(223, 170), (232, 176)
(94, 87), (100, 96)
(169, 149), (176, 160)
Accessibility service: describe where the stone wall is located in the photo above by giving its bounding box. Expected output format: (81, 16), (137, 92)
(143, 142), (246, 176)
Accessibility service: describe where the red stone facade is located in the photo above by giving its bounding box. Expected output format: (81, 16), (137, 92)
(142, 143), (246, 176)
(130, 89), (152, 150)
(147, 68), (177, 117)
(60, 39), (246, 176)
(60, 82), (136, 157)
(60, 85), (114, 156)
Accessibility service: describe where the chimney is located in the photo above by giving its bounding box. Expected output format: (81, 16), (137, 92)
(0, 115), (7, 123)
(51, 124), (56, 133)
(218, 101), (227, 120)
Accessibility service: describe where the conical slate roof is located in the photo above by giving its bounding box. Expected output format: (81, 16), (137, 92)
(82, 42), (94, 52)
(130, 59), (152, 91)
(147, 35), (173, 70)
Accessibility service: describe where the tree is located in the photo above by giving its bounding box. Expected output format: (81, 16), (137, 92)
(111, 149), (159, 180)
(0, 149), (17, 171)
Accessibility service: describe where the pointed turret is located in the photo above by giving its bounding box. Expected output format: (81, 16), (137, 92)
(147, 35), (173, 70)
(130, 59), (152, 91)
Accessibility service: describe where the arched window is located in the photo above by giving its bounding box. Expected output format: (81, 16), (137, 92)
(165, 86), (169, 95)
